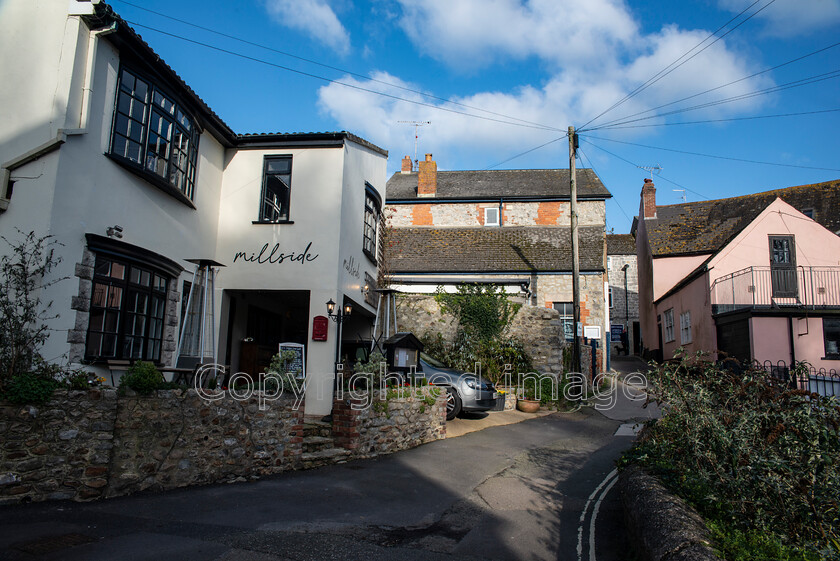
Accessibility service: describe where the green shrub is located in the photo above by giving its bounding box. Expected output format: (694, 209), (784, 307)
(3, 371), (59, 404)
(0, 231), (66, 394)
(620, 354), (840, 557)
(119, 361), (165, 395)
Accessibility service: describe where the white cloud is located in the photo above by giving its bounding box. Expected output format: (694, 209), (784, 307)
(719, 0), (840, 37)
(264, 0), (351, 55)
(396, 0), (639, 70)
(316, 3), (774, 172)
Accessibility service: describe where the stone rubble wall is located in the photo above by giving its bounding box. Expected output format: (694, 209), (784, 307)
(0, 389), (118, 503)
(1, 387), (444, 505)
(106, 390), (304, 498)
(332, 392), (446, 459)
(620, 465), (720, 561)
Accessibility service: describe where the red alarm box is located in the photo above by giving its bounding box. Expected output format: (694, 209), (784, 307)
(312, 315), (329, 341)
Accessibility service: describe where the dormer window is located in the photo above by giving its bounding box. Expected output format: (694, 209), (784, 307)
(109, 68), (199, 204)
(485, 207), (500, 226)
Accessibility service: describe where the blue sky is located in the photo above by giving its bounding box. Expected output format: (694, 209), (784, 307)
(109, 0), (840, 233)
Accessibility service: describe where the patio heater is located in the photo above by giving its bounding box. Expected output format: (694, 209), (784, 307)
(371, 288), (399, 354)
(174, 259), (225, 371)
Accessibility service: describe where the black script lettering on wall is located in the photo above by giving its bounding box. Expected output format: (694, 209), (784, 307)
(233, 242), (319, 265)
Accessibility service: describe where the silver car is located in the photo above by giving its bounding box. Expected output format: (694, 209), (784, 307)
(417, 352), (499, 421)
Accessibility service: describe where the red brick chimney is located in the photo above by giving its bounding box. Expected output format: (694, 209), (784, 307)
(401, 155), (412, 173)
(417, 153), (437, 197)
(641, 178), (657, 220)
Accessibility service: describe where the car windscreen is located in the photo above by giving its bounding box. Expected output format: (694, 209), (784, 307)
(419, 352), (448, 369)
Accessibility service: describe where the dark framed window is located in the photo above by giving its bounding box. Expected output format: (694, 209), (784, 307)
(110, 68), (199, 202)
(259, 156), (292, 223)
(553, 302), (574, 341)
(86, 254), (169, 362)
(663, 308), (675, 342)
(363, 183), (381, 262)
(825, 318), (840, 358)
(680, 311), (692, 344)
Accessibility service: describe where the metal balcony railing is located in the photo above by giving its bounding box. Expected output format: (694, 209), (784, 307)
(711, 266), (840, 314)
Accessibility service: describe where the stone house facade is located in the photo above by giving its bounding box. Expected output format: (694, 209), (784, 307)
(384, 154), (611, 371)
(607, 234), (640, 356)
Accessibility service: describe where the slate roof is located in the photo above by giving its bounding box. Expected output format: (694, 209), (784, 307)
(646, 179), (840, 257)
(386, 168), (611, 200)
(386, 227), (605, 273)
(607, 234), (636, 255)
(89, 5), (386, 155)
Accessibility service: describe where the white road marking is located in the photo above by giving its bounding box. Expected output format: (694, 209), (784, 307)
(614, 423), (642, 436)
(577, 468), (618, 561)
(589, 475), (619, 561)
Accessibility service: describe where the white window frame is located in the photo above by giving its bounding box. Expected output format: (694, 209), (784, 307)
(663, 308), (675, 343)
(680, 311), (692, 344)
(484, 207), (500, 226)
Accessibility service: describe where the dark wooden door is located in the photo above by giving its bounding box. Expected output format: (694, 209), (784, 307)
(769, 236), (797, 298)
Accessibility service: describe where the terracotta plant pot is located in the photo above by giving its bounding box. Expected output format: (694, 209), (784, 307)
(516, 399), (540, 413)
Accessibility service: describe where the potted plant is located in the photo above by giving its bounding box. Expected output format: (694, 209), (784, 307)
(516, 380), (540, 413)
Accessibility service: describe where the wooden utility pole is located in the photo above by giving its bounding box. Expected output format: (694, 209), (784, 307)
(568, 126), (581, 373)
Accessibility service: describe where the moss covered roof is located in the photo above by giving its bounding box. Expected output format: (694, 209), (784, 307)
(646, 179), (840, 257)
(386, 226), (605, 273)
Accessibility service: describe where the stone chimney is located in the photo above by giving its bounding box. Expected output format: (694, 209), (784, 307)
(641, 178), (657, 220)
(417, 153), (437, 197)
(401, 155), (412, 173)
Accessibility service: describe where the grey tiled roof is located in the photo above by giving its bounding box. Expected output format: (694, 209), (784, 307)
(646, 179), (840, 257)
(386, 168), (611, 200)
(607, 234), (636, 255)
(386, 227), (605, 273)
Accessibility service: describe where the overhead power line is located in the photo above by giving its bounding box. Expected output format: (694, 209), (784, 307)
(484, 135), (568, 170)
(576, 146), (633, 224)
(581, 139), (711, 201)
(590, 108), (840, 130)
(579, 0), (775, 130)
(114, 1), (559, 132)
(585, 39), (840, 132)
(586, 69), (840, 130)
(580, 134), (840, 172)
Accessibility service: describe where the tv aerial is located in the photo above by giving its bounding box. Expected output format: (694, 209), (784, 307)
(397, 121), (431, 170)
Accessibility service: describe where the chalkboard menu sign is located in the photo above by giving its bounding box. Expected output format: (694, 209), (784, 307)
(278, 342), (305, 379)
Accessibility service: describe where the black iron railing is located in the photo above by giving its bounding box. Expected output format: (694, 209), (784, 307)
(754, 360), (840, 397)
(711, 266), (840, 314)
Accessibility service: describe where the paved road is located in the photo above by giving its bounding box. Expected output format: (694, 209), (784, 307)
(0, 364), (657, 561)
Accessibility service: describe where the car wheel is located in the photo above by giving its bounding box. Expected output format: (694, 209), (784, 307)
(445, 387), (462, 421)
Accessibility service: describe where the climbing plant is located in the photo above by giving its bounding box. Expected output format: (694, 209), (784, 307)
(434, 283), (519, 341)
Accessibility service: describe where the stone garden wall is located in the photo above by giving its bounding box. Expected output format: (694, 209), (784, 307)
(106, 390), (304, 498)
(396, 294), (567, 375)
(332, 392), (446, 459)
(0, 389), (118, 503)
(1, 387), (441, 505)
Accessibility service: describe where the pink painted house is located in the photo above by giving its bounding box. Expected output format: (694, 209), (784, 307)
(634, 179), (840, 381)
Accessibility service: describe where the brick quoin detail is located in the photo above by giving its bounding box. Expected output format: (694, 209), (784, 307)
(536, 202), (563, 225)
(476, 204), (485, 226)
(417, 153), (437, 197)
(580, 298), (591, 324)
(412, 204), (434, 225)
